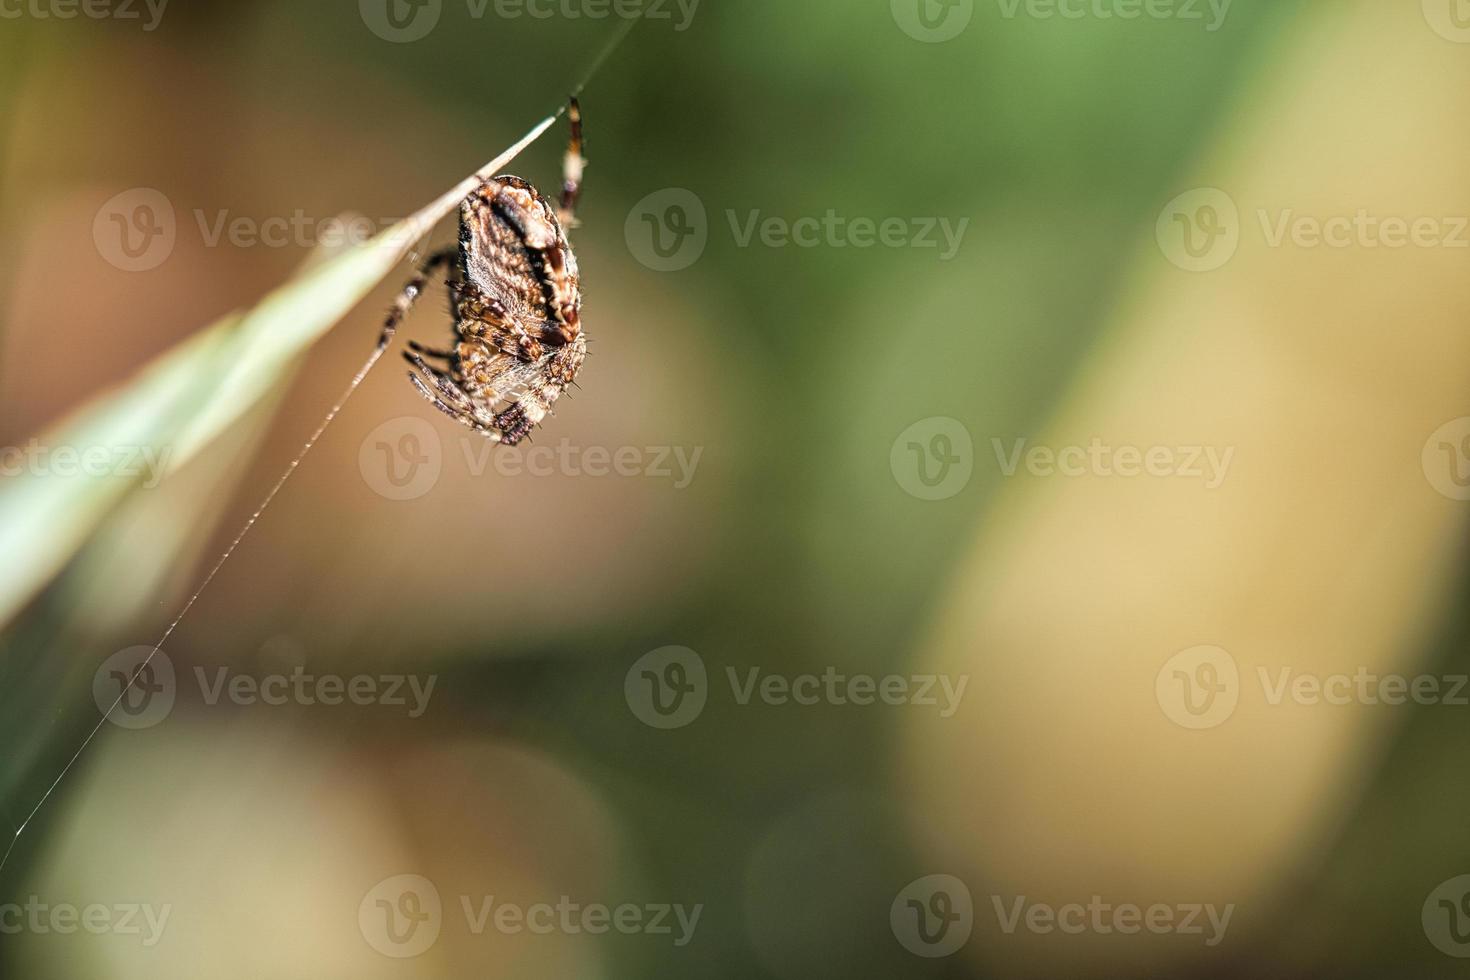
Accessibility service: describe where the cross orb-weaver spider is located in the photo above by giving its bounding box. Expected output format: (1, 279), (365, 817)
(379, 99), (588, 446)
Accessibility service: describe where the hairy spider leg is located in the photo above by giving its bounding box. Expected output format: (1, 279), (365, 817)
(407, 340), (457, 361)
(404, 349), (475, 411)
(558, 97), (585, 229)
(406, 373), (502, 439)
(379, 247), (457, 350)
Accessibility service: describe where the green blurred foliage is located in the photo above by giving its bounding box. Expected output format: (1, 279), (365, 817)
(12, 1), (1470, 978)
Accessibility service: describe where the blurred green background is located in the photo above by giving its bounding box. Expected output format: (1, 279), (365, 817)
(7, 0), (1470, 976)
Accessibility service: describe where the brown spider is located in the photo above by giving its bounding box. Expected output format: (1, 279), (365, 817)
(379, 99), (588, 446)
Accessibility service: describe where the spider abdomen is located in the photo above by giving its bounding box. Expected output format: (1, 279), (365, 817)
(393, 101), (588, 445)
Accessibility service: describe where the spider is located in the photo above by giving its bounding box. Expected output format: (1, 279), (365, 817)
(378, 99), (588, 446)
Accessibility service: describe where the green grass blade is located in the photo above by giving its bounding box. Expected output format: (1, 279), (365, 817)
(0, 112), (559, 629)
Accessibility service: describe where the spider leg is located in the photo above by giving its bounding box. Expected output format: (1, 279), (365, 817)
(490, 341), (585, 447)
(379, 247), (456, 350)
(407, 340), (457, 361)
(447, 276), (462, 311)
(404, 350), (473, 409)
(557, 97), (584, 230)
(406, 374), (504, 442)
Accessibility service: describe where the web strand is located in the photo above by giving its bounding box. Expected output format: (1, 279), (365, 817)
(1, 19), (640, 877)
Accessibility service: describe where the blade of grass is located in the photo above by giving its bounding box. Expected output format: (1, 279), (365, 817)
(0, 16), (642, 876)
(0, 111), (559, 631)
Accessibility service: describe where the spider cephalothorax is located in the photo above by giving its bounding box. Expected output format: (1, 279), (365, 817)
(380, 100), (588, 446)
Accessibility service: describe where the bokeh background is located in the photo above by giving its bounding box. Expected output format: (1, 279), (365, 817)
(6, 0), (1470, 976)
